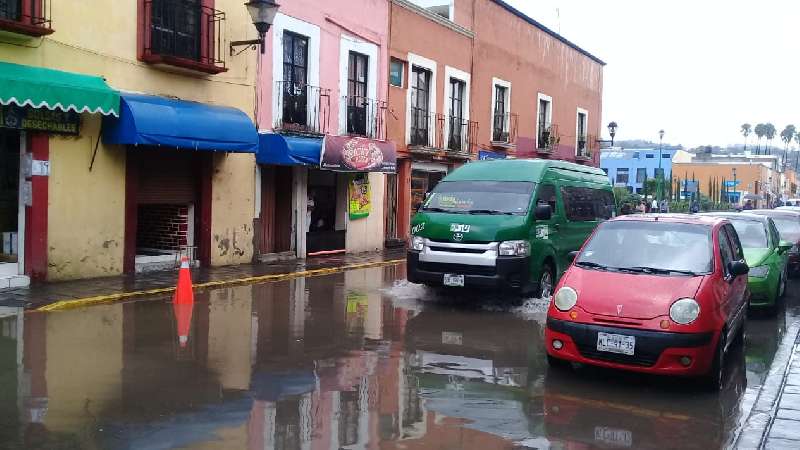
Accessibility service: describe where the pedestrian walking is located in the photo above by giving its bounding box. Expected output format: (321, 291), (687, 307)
(690, 200), (700, 214)
(636, 201), (646, 214)
(659, 199), (669, 213)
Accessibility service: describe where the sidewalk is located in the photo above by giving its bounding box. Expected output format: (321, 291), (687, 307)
(0, 249), (406, 311)
(737, 322), (800, 449)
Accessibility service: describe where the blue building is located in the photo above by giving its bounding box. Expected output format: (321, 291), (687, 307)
(600, 148), (677, 194)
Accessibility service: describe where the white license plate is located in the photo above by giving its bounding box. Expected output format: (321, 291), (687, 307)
(442, 331), (463, 345)
(594, 427), (633, 447)
(443, 274), (465, 287)
(597, 332), (635, 355)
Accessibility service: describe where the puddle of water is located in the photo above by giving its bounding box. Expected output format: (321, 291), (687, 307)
(0, 266), (794, 450)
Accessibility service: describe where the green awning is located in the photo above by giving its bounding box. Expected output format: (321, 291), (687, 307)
(0, 62), (119, 116)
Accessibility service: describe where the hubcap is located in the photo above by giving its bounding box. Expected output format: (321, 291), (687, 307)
(540, 271), (553, 298)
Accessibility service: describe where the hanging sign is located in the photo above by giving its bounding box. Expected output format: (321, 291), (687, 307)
(322, 135), (396, 173)
(0, 104), (80, 135)
(348, 176), (371, 220)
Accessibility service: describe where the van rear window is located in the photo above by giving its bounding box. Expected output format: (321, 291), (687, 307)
(422, 181), (536, 215)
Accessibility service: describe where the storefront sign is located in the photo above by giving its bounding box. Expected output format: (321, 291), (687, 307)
(0, 104), (80, 135)
(479, 150), (506, 160)
(348, 176), (371, 220)
(322, 135), (396, 173)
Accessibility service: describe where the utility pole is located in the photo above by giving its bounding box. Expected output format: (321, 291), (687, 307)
(657, 129), (665, 201)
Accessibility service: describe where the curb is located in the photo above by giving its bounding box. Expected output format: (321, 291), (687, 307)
(735, 321), (800, 449)
(35, 258), (405, 313)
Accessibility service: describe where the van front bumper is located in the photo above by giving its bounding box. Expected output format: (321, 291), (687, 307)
(406, 250), (530, 291)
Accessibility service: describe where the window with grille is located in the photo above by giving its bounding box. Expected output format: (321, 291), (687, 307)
(448, 78), (466, 151)
(149, 0), (201, 61)
(282, 31), (309, 126)
(410, 66), (431, 146)
(347, 51), (369, 136)
(493, 85), (508, 141)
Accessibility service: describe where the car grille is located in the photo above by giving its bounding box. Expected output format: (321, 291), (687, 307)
(427, 245), (487, 254)
(417, 261), (496, 276)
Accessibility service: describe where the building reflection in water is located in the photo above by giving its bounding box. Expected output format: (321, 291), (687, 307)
(2, 262), (753, 449)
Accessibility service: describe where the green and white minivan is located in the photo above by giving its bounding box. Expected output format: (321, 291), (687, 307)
(407, 159), (614, 297)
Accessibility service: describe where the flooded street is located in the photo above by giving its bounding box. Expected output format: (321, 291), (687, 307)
(1, 264), (799, 449)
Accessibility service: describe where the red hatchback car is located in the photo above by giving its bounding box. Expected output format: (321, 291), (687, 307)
(545, 214), (749, 388)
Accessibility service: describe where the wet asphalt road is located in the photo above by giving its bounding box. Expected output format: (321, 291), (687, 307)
(1, 263), (799, 450)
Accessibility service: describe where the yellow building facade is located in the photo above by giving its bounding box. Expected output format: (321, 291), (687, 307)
(0, 0), (263, 282)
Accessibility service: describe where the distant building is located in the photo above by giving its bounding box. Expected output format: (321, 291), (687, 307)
(600, 148), (677, 194)
(671, 151), (782, 207)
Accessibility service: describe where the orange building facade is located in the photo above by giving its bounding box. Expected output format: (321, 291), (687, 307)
(386, 0), (605, 242)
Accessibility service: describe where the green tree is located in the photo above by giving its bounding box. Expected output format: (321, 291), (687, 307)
(741, 123), (752, 151)
(755, 123), (766, 153)
(781, 125), (796, 169)
(765, 123), (777, 155)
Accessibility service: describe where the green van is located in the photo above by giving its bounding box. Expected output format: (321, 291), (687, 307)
(407, 159), (614, 297)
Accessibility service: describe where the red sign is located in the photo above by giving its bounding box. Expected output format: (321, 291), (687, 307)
(321, 135), (397, 173)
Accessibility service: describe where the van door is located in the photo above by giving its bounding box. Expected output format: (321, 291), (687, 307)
(558, 185), (614, 275)
(533, 183), (566, 273)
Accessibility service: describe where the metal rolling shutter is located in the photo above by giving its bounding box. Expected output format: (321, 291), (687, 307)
(137, 152), (197, 204)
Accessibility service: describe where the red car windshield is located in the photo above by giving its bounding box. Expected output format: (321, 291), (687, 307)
(577, 221), (713, 275)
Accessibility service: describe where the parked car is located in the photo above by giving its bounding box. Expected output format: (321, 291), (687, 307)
(749, 209), (800, 276)
(699, 212), (791, 313)
(545, 214), (749, 389)
(407, 159), (614, 297)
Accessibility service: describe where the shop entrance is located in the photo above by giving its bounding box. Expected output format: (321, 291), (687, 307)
(258, 165), (294, 258)
(126, 149), (206, 273)
(0, 130), (20, 278)
(307, 169), (345, 255)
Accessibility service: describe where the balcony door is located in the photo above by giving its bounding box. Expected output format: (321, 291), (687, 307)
(149, 0), (202, 61)
(448, 78), (465, 151)
(346, 51), (369, 136)
(282, 31), (309, 127)
(410, 66), (431, 146)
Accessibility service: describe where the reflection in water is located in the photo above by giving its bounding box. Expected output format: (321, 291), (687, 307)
(0, 266), (787, 449)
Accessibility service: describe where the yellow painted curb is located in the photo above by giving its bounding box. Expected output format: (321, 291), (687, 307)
(36, 258), (405, 312)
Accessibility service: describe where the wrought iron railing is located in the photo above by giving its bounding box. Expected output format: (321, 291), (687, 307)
(0, 0), (51, 29)
(343, 95), (388, 140)
(446, 116), (478, 155)
(537, 122), (560, 152)
(409, 109), (442, 148)
(143, 0), (225, 71)
(491, 112), (518, 144)
(275, 81), (331, 135)
(577, 134), (596, 159)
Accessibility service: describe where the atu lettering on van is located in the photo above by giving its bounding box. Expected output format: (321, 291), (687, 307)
(449, 224), (471, 233)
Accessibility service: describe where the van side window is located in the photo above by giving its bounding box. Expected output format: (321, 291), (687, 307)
(536, 184), (557, 213)
(561, 187), (615, 221)
(767, 219), (780, 247)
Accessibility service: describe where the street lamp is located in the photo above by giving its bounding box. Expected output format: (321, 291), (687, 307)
(230, 0), (281, 54)
(657, 129), (665, 201)
(732, 168), (737, 206)
(607, 121), (618, 147)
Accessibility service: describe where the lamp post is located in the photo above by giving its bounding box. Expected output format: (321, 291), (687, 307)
(657, 129), (665, 201)
(607, 121), (618, 147)
(230, 0), (281, 54)
(732, 167), (737, 206)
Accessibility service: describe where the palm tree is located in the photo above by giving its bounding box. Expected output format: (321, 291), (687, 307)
(781, 125), (796, 170)
(741, 123), (752, 151)
(754, 123), (766, 154)
(765, 123), (777, 155)
(794, 133), (800, 171)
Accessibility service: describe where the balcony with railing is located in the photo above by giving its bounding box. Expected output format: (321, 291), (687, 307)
(0, 0), (52, 37)
(274, 81), (331, 136)
(343, 95), (388, 141)
(446, 116), (478, 157)
(408, 111), (478, 158)
(142, 0), (226, 74)
(537, 123), (559, 154)
(575, 133), (595, 162)
(491, 112), (518, 147)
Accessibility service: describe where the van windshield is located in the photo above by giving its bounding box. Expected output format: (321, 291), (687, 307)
(576, 221), (713, 275)
(422, 181), (536, 215)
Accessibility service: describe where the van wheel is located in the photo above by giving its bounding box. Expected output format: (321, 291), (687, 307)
(538, 263), (555, 299)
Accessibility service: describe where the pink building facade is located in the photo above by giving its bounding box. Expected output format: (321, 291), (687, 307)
(255, 0), (393, 260)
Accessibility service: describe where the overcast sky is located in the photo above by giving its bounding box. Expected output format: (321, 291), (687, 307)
(505, 0), (800, 149)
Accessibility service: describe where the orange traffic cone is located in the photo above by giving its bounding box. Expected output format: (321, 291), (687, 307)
(174, 301), (194, 348)
(173, 256), (194, 305)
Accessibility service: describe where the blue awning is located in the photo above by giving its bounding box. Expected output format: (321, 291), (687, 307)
(256, 132), (322, 165)
(103, 93), (258, 153)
